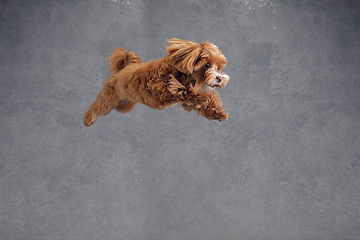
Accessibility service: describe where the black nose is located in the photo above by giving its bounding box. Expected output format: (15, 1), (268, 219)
(216, 76), (222, 83)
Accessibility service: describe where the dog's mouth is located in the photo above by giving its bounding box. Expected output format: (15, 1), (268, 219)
(206, 84), (216, 88)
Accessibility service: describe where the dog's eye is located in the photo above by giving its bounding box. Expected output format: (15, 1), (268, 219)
(205, 63), (211, 68)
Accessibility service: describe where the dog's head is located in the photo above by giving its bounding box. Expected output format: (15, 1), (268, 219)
(166, 38), (229, 89)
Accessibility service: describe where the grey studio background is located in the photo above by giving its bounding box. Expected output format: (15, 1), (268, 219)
(1, 0), (360, 239)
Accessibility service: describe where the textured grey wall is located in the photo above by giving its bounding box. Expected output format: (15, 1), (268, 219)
(1, 0), (360, 239)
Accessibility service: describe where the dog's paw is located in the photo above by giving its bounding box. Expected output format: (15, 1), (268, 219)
(83, 111), (97, 127)
(209, 109), (228, 121)
(216, 112), (229, 121)
(168, 75), (186, 95)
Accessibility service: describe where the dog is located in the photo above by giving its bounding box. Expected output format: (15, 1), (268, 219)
(83, 38), (230, 126)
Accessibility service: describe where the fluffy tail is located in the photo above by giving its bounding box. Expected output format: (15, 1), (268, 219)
(106, 48), (142, 73)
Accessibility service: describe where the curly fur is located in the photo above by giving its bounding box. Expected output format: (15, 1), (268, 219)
(84, 38), (230, 126)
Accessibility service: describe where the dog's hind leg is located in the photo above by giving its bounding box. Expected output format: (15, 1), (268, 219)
(115, 100), (137, 113)
(84, 78), (120, 126)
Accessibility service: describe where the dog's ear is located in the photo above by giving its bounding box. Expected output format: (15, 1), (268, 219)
(166, 39), (202, 74)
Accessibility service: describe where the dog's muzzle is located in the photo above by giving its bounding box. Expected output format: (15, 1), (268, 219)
(206, 70), (230, 88)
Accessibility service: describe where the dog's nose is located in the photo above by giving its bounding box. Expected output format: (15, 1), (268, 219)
(216, 76), (222, 83)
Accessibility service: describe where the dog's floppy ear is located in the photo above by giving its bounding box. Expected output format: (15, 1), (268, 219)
(166, 38), (202, 74)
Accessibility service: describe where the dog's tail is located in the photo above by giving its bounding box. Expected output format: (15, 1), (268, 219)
(106, 48), (142, 73)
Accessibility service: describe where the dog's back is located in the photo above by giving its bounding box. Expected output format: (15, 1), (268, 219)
(107, 48), (142, 73)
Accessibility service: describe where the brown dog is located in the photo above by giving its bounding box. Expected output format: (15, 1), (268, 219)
(84, 38), (230, 126)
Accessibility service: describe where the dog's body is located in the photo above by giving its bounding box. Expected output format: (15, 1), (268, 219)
(84, 39), (230, 126)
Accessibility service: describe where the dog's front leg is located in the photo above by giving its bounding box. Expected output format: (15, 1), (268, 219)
(202, 91), (228, 121)
(167, 75), (206, 106)
(168, 75), (228, 121)
(182, 91), (228, 121)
